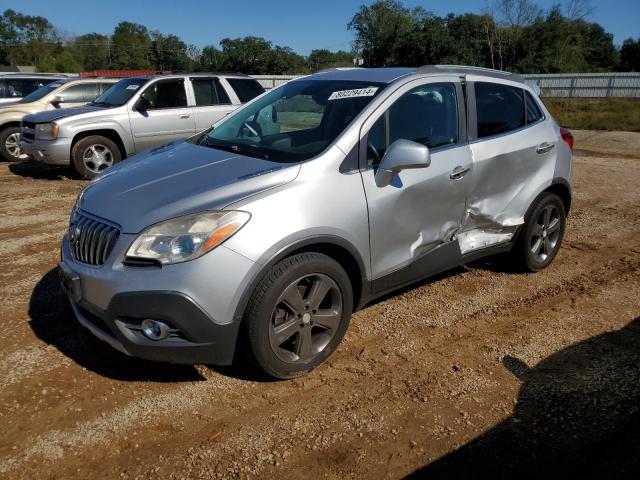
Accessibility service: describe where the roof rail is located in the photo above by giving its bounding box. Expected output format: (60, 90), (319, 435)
(417, 65), (525, 83)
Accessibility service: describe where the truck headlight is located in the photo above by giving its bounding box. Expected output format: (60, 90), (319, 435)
(126, 211), (250, 265)
(35, 122), (59, 140)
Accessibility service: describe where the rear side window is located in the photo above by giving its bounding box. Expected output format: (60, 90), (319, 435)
(140, 80), (187, 109)
(475, 82), (525, 138)
(525, 91), (543, 123)
(227, 78), (265, 103)
(192, 78), (231, 106)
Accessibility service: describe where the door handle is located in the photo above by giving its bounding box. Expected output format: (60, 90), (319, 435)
(536, 142), (555, 154)
(179, 114), (190, 119)
(450, 166), (470, 180)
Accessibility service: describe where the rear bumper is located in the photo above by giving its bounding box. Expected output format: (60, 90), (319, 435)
(20, 137), (71, 165)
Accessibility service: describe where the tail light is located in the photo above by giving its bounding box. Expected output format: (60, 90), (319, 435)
(560, 127), (574, 152)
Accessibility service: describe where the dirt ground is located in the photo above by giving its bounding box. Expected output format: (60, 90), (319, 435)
(1, 130), (639, 479)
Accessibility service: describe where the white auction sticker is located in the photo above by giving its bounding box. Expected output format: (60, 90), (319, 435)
(328, 87), (378, 101)
(126, 84), (140, 90)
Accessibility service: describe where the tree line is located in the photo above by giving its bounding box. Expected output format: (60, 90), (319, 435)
(1, 1), (639, 74)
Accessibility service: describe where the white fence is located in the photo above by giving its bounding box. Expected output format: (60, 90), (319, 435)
(251, 72), (640, 98)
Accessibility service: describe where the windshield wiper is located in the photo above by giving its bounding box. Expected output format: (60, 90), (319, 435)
(203, 139), (269, 160)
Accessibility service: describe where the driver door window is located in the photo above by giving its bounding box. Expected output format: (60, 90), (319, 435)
(365, 82), (459, 169)
(139, 80), (187, 109)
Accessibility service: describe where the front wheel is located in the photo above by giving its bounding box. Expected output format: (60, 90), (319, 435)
(71, 135), (121, 179)
(245, 252), (353, 379)
(513, 192), (567, 272)
(0, 126), (28, 162)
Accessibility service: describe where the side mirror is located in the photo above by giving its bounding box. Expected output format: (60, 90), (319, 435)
(50, 95), (65, 104)
(374, 139), (431, 187)
(135, 97), (151, 111)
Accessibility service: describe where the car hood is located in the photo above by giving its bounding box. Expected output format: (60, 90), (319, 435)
(78, 140), (301, 233)
(23, 105), (105, 123)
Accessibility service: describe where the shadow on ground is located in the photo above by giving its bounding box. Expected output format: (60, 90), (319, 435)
(29, 268), (205, 382)
(9, 160), (75, 180)
(406, 316), (640, 479)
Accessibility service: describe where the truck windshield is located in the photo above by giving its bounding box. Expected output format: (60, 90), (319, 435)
(20, 80), (70, 103)
(91, 78), (148, 107)
(203, 80), (385, 163)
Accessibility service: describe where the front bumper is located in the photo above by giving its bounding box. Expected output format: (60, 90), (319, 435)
(20, 137), (72, 165)
(59, 233), (259, 365)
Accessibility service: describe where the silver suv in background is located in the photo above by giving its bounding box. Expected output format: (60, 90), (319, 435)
(20, 73), (265, 178)
(0, 73), (71, 104)
(0, 78), (117, 161)
(59, 66), (573, 379)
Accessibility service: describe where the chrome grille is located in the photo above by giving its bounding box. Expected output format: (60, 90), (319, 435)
(21, 121), (35, 142)
(69, 212), (119, 266)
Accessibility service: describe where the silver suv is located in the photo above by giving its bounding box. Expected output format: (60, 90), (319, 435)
(20, 73), (265, 178)
(0, 77), (117, 161)
(59, 66), (573, 379)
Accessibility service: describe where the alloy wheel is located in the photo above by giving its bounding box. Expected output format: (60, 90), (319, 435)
(82, 144), (114, 174)
(530, 205), (561, 262)
(269, 273), (343, 364)
(5, 132), (27, 160)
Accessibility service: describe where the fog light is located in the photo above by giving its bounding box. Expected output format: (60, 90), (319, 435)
(141, 319), (169, 340)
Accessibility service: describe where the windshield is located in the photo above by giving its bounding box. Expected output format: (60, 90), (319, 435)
(203, 80), (385, 163)
(91, 78), (148, 107)
(20, 80), (70, 103)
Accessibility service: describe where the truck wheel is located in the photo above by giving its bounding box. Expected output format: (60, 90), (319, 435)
(0, 126), (27, 162)
(245, 252), (353, 379)
(71, 135), (121, 179)
(512, 192), (567, 272)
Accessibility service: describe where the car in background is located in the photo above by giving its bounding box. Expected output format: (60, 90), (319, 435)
(59, 65), (573, 379)
(0, 78), (117, 161)
(0, 73), (71, 105)
(20, 73), (266, 178)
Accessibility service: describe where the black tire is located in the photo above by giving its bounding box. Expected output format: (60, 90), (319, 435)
(512, 192), (567, 272)
(71, 135), (121, 179)
(0, 126), (26, 162)
(245, 252), (353, 379)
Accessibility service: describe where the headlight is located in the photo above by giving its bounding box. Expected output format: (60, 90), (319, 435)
(126, 211), (250, 265)
(35, 122), (59, 140)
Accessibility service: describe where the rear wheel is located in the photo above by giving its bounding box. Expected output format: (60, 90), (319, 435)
(513, 192), (566, 272)
(71, 135), (121, 179)
(245, 252), (353, 379)
(0, 126), (28, 162)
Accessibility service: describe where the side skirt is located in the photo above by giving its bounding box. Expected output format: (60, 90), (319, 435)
(361, 235), (517, 308)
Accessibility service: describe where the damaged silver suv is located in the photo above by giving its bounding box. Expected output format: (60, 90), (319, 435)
(60, 66), (573, 379)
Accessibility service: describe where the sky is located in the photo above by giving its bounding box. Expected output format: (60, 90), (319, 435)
(5, 0), (640, 55)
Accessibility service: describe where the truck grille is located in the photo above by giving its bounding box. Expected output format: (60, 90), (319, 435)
(21, 121), (35, 142)
(69, 212), (120, 266)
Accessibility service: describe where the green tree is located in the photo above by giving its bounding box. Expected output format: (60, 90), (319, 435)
(150, 32), (191, 71)
(219, 36), (275, 74)
(348, 0), (416, 66)
(198, 45), (225, 71)
(71, 33), (111, 70)
(111, 21), (151, 69)
(619, 38), (640, 71)
(0, 9), (60, 68)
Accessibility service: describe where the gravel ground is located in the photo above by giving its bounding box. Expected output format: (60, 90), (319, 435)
(0, 130), (639, 479)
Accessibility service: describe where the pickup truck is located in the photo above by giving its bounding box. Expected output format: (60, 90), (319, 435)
(20, 73), (266, 178)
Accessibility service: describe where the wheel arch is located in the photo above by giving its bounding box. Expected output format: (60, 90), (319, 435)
(71, 129), (128, 160)
(545, 177), (572, 214)
(0, 120), (21, 131)
(232, 236), (368, 327)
